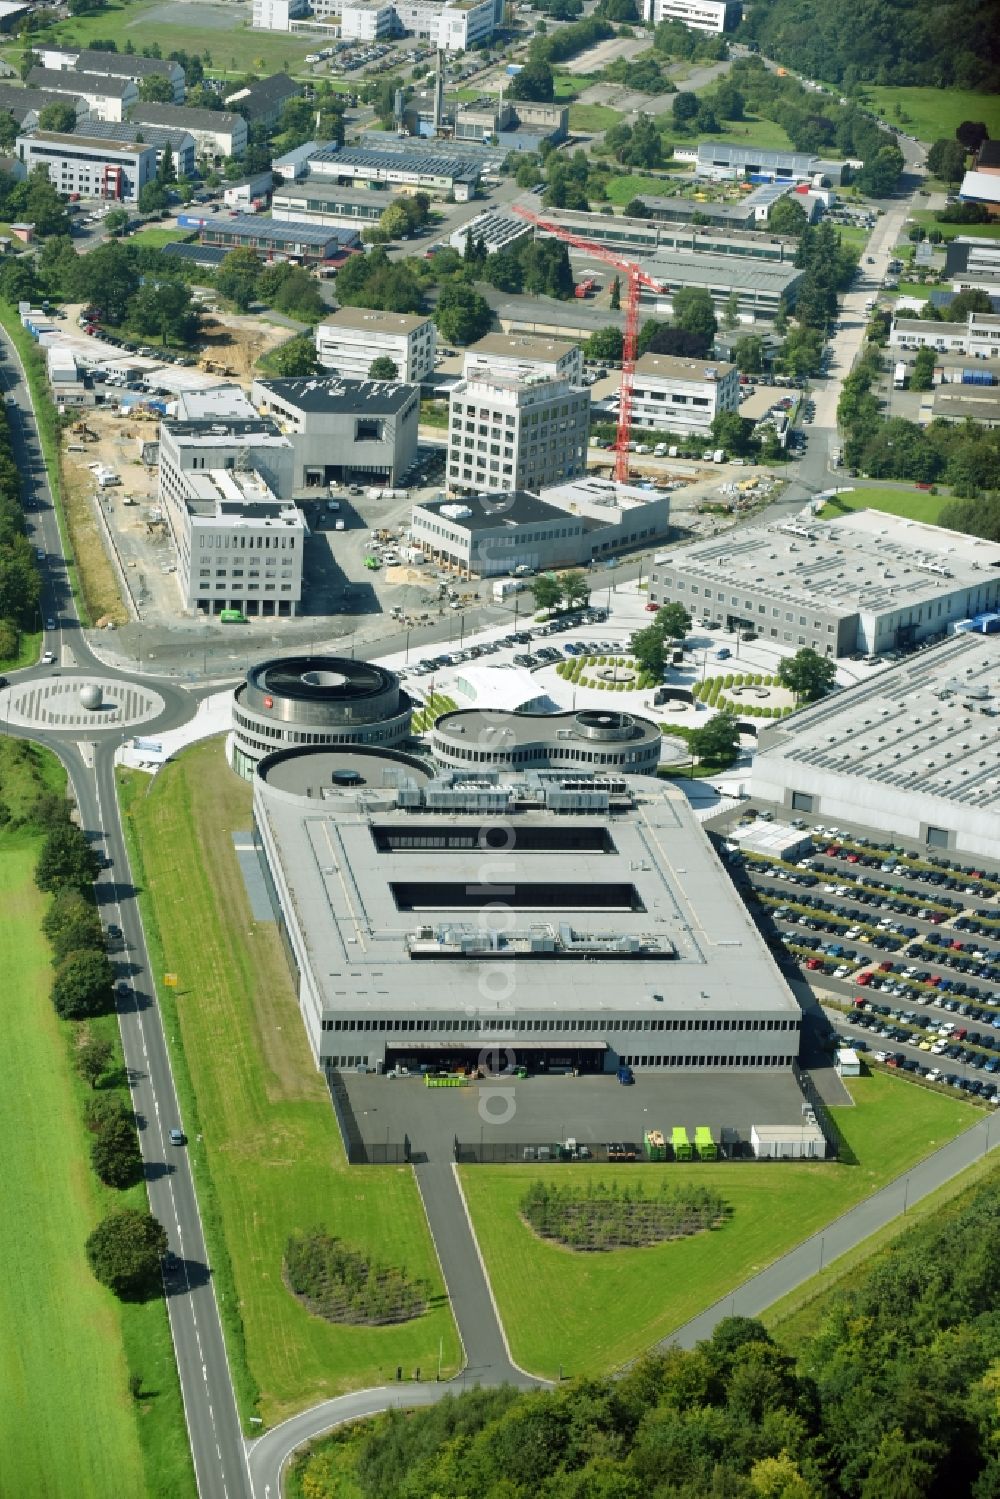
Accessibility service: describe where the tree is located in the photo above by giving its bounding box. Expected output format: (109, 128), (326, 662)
(956, 120), (989, 153)
(35, 823), (98, 894)
(530, 574), (562, 611)
(561, 570), (590, 608)
(43, 886), (104, 964)
(689, 710), (740, 766)
(138, 72), (175, 103)
(911, 346), (935, 391)
(927, 137), (967, 182)
(156, 143), (176, 186)
(644, 323), (712, 359)
(267, 265), (324, 321)
(609, 275), (621, 311)
(52, 948), (114, 1020)
(672, 286), (717, 345)
(38, 101), (77, 133)
(508, 59), (554, 103)
(767, 196), (809, 237)
(629, 623), (665, 678)
(655, 601), (691, 640)
(91, 1112), (143, 1189)
(368, 355), (399, 380)
(22, 166), (71, 238)
(216, 247), (264, 312)
(77, 1035), (115, 1090)
(733, 334), (764, 373)
(137, 181), (168, 216)
(378, 200), (412, 240)
(858, 143), (904, 197)
(777, 646), (836, 703)
(625, 198), (651, 219)
(672, 90), (699, 128)
(722, 290), (740, 331)
(945, 288), (993, 322)
(584, 326), (623, 363)
(713, 80), (744, 121)
(103, 207), (129, 237)
(85, 1209), (167, 1300)
(434, 283), (491, 345)
(269, 333), (318, 377)
(129, 280), (198, 346)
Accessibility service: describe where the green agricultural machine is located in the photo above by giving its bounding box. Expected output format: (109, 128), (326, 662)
(694, 1127), (717, 1161)
(671, 1126), (693, 1162)
(643, 1128), (666, 1161)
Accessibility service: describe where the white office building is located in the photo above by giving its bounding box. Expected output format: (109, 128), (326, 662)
(128, 103), (248, 161)
(447, 372), (589, 494)
(641, 0), (741, 31)
(315, 306), (436, 382)
(631, 353), (740, 434)
(395, 0), (496, 49)
(462, 332), (584, 386)
(16, 130), (157, 203)
(252, 0), (310, 28)
(889, 310), (1000, 359)
(340, 0), (396, 38)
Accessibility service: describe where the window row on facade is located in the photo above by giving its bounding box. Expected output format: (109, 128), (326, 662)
(321, 1014), (801, 1033)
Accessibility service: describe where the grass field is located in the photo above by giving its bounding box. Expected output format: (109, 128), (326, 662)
(0, 831), (147, 1497)
(459, 1071), (977, 1380)
(819, 485), (950, 526)
(120, 740), (462, 1425)
(909, 210), (1000, 243)
(894, 280), (934, 300)
(0, 0), (320, 81)
(706, 116), (795, 151)
(569, 103), (621, 133)
(553, 70), (586, 102)
(129, 227), (197, 250)
(604, 171), (688, 206)
(0, 624), (42, 672)
(856, 87), (1000, 146)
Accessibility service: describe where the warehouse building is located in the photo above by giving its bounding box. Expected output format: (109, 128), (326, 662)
(534, 206), (799, 263)
(454, 97), (567, 150)
(752, 633), (1000, 859)
(177, 212), (360, 264)
(631, 353), (740, 435)
(271, 181), (388, 228)
(431, 707), (662, 774)
(16, 130), (157, 203)
(315, 306), (437, 382)
(932, 384), (1000, 426)
(637, 250), (803, 323)
(411, 475), (670, 575)
(304, 141), (481, 199)
(447, 371), (589, 495)
(462, 332), (584, 385)
(26, 67), (136, 122)
(889, 309), (1000, 358)
(251, 375), (419, 487)
(251, 755), (803, 1074)
(944, 237), (1000, 295)
(230, 655), (414, 778)
(650, 510), (1000, 657)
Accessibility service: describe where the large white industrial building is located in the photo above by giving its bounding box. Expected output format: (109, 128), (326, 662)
(752, 634), (1000, 860)
(252, 752), (803, 1075)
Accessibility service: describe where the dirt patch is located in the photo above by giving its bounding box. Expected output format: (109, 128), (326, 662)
(60, 454), (129, 626)
(198, 313), (297, 385)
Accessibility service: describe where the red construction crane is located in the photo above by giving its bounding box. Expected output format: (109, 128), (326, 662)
(512, 203), (664, 484)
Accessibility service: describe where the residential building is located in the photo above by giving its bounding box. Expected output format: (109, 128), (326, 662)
(251, 754), (803, 1074)
(315, 307), (437, 383)
(462, 332), (584, 385)
(0, 83), (74, 131)
(26, 67), (136, 123)
(631, 353), (740, 434)
(251, 375), (419, 488)
(695, 141), (849, 186)
(649, 509), (1000, 658)
(271, 181), (388, 229)
(304, 141), (480, 199)
(447, 372), (589, 494)
(176, 212), (360, 263)
(164, 466), (305, 617)
(448, 208), (533, 256)
(431, 707), (662, 773)
(752, 634), (1000, 859)
(411, 476), (669, 575)
(230, 656), (414, 779)
(252, 0), (310, 29)
(72, 48), (185, 103)
(128, 102), (247, 160)
(70, 117), (196, 178)
(224, 74), (301, 130)
(16, 130), (157, 203)
(641, 0), (741, 32)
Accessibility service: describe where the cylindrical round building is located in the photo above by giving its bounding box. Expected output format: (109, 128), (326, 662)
(230, 655), (414, 778)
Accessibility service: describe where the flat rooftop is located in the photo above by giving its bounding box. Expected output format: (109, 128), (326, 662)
(185, 468), (300, 521)
(254, 767), (801, 1020)
(465, 332), (577, 364)
(24, 128), (148, 156)
(196, 215), (355, 248)
(641, 251), (803, 293)
(310, 144), (481, 183)
(540, 474), (670, 517)
(434, 707), (661, 752)
(635, 353), (736, 382)
(317, 306), (430, 335)
(656, 509), (1000, 616)
(933, 387), (1000, 420)
(415, 490), (579, 533)
(163, 417), (290, 445)
(253, 374), (415, 414)
(755, 634), (1000, 818)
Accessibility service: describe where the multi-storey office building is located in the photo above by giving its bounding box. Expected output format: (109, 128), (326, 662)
(461, 332), (584, 385)
(251, 375), (419, 488)
(315, 307), (437, 383)
(631, 353), (740, 434)
(16, 130), (156, 202)
(252, 755), (803, 1074)
(641, 0), (741, 31)
(127, 102), (248, 160)
(168, 468), (305, 618)
(430, 707), (662, 774)
(446, 372), (589, 494)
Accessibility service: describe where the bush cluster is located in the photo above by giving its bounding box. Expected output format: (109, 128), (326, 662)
(521, 1179), (729, 1252)
(284, 1228), (430, 1326)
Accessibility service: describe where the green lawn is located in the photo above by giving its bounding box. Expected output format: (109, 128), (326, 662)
(0, 832), (148, 1498)
(553, 70), (586, 102)
(128, 227), (196, 249)
(691, 109), (794, 153)
(120, 740), (462, 1426)
(459, 1071), (977, 1380)
(604, 171), (689, 206)
(894, 280), (934, 300)
(0, 624), (41, 673)
(819, 485), (950, 526)
(0, 0), (320, 81)
(569, 103), (621, 133)
(909, 210), (1000, 243)
(856, 86), (1000, 146)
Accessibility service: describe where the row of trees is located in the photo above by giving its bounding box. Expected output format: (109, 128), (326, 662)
(0, 399), (41, 658)
(528, 570), (590, 612)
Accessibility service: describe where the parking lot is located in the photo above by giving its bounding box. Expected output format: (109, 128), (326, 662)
(710, 810), (1000, 1104)
(335, 1066), (820, 1164)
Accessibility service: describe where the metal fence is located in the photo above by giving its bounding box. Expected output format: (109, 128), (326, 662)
(326, 1069), (411, 1165)
(453, 1136), (759, 1165)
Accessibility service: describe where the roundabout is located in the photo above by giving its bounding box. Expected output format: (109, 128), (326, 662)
(0, 675), (167, 732)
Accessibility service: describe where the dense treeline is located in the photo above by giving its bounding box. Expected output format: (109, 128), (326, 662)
(290, 1173), (1000, 1498)
(0, 397), (41, 658)
(740, 0), (1000, 92)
